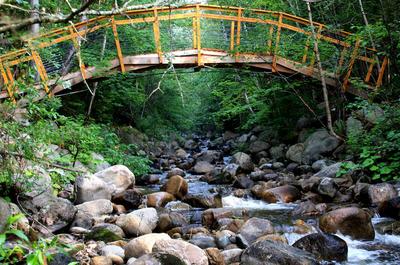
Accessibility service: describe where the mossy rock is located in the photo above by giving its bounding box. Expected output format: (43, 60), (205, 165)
(85, 227), (122, 242)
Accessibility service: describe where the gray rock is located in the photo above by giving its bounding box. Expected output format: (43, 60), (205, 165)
(75, 174), (113, 204)
(317, 178), (338, 198)
(0, 198), (11, 232)
(368, 183), (398, 205)
(269, 144), (285, 161)
(286, 144), (305, 164)
(249, 141), (270, 154)
(193, 161), (215, 174)
(153, 239), (208, 265)
(221, 248), (242, 264)
(189, 233), (217, 249)
(346, 117), (363, 137)
(196, 150), (222, 163)
(356, 105), (384, 124)
(238, 217), (274, 245)
(314, 162), (342, 179)
(222, 163), (239, 179)
(125, 233), (171, 258)
(116, 208), (158, 236)
(216, 230), (236, 249)
(302, 130), (340, 164)
(232, 152), (254, 172)
(101, 245), (125, 258)
(75, 199), (113, 216)
(240, 240), (318, 265)
(129, 253), (186, 265)
(94, 165), (135, 194)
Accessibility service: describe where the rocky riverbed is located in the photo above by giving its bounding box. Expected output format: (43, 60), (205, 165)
(1, 127), (400, 265)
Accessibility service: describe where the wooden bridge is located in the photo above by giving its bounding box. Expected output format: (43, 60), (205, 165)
(0, 4), (388, 103)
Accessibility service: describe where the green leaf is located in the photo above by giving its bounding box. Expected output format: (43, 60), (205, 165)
(7, 229), (29, 242)
(0, 234), (6, 245)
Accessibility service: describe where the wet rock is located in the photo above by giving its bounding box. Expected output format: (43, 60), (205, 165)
(261, 185), (301, 203)
(91, 256), (112, 265)
(293, 201), (326, 216)
(238, 217), (274, 245)
(125, 233), (171, 258)
(94, 165), (135, 194)
(202, 208), (242, 229)
(86, 224), (125, 242)
(189, 233), (217, 249)
(184, 193), (222, 209)
(378, 197), (400, 219)
(375, 220), (400, 235)
(130, 253), (186, 265)
(205, 248), (225, 265)
(232, 176), (254, 189)
(147, 192), (176, 208)
(319, 207), (375, 240)
(161, 175), (188, 199)
(193, 161), (215, 174)
(368, 183), (397, 205)
(75, 174), (113, 204)
(249, 141), (270, 154)
(272, 162), (284, 169)
(222, 163), (239, 179)
(317, 177), (338, 198)
(286, 144), (304, 164)
(216, 230), (236, 249)
(293, 233), (348, 262)
(221, 248), (242, 264)
(112, 188), (143, 210)
(167, 168), (185, 178)
(0, 198), (11, 232)
(158, 212), (188, 232)
(101, 245), (125, 259)
(240, 240), (318, 265)
(232, 152), (254, 172)
(20, 192), (76, 233)
(153, 239), (209, 265)
(116, 208), (158, 237)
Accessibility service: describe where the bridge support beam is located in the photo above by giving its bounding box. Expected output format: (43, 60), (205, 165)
(111, 16), (125, 73)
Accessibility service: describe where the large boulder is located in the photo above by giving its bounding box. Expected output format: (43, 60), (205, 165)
(161, 175), (188, 199)
(293, 233), (348, 262)
(286, 144), (304, 164)
(116, 208), (158, 236)
(260, 185), (301, 203)
(368, 183), (397, 205)
(147, 192), (176, 208)
(125, 233), (171, 258)
(20, 192), (76, 232)
(302, 130), (340, 164)
(319, 207), (375, 240)
(240, 240), (318, 265)
(232, 152), (254, 172)
(237, 217), (274, 246)
(153, 239), (209, 265)
(94, 165), (135, 194)
(75, 174), (113, 204)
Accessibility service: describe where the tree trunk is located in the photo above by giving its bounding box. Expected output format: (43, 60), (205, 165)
(305, 0), (341, 140)
(30, 0), (40, 36)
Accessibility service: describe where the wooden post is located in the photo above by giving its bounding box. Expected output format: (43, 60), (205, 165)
(343, 39), (360, 91)
(111, 16), (125, 73)
(193, 17), (197, 49)
(230, 21), (235, 51)
(235, 8), (242, 60)
(267, 25), (274, 55)
(31, 47), (50, 95)
(0, 62), (16, 103)
(364, 61), (375, 83)
(376, 57), (388, 88)
(195, 5), (202, 66)
(272, 13), (283, 72)
(69, 27), (87, 80)
(153, 9), (162, 63)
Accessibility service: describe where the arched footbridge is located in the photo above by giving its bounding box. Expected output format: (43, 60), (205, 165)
(0, 4), (389, 103)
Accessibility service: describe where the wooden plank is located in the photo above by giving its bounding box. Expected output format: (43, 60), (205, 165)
(376, 57), (388, 88)
(365, 62), (375, 83)
(272, 13), (283, 72)
(153, 9), (163, 63)
(111, 16), (126, 73)
(196, 5), (202, 66)
(343, 39), (360, 91)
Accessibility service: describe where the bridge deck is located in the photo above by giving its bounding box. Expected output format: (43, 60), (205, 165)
(0, 4), (387, 102)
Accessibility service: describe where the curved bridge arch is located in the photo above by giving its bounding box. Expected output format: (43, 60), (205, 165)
(0, 4), (388, 102)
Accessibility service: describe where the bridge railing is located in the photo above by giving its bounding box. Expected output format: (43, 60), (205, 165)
(0, 4), (388, 102)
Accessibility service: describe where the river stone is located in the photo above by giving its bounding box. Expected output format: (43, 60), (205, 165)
(240, 239), (318, 265)
(189, 233), (217, 249)
(184, 193), (222, 209)
(94, 165), (135, 194)
(368, 183), (397, 205)
(286, 143), (304, 164)
(161, 175), (188, 199)
(167, 168), (185, 178)
(175, 148), (188, 159)
(302, 129), (340, 164)
(221, 248), (242, 264)
(0, 198), (11, 232)
(20, 192), (76, 233)
(75, 174), (112, 203)
(197, 150), (222, 163)
(319, 207), (375, 240)
(317, 177), (338, 198)
(293, 233), (348, 262)
(232, 152), (254, 172)
(116, 208), (158, 236)
(125, 233), (171, 258)
(269, 144), (285, 160)
(232, 176), (254, 189)
(238, 217), (274, 245)
(48, 253), (76, 265)
(216, 230), (236, 249)
(129, 253), (186, 265)
(193, 161), (215, 174)
(158, 212), (188, 232)
(249, 141), (270, 154)
(112, 189), (143, 209)
(101, 245), (125, 258)
(147, 192), (176, 208)
(76, 199), (113, 216)
(153, 239), (209, 265)
(313, 162), (342, 179)
(86, 223), (125, 242)
(91, 256), (112, 265)
(261, 185), (301, 203)
(378, 197), (400, 219)
(205, 248), (225, 265)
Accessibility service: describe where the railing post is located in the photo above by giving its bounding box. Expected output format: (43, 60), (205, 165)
(111, 16), (125, 73)
(376, 57), (388, 89)
(235, 8), (242, 61)
(195, 5), (202, 66)
(230, 21), (235, 52)
(69, 27), (87, 80)
(153, 8), (163, 63)
(0, 61), (16, 103)
(365, 61), (375, 83)
(343, 39), (360, 91)
(30, 46), (50, 96)
(267, 25), (274, 55)
(272, 13), (283, 72)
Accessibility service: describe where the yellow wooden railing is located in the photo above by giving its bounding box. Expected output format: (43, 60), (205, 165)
(0, 4), (388, 103)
